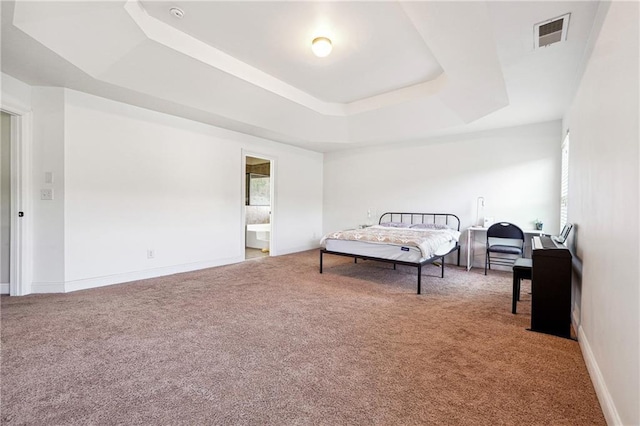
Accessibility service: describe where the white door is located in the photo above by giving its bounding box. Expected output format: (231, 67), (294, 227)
(1, 105), (31, 296)
(1, 112), (11, 294)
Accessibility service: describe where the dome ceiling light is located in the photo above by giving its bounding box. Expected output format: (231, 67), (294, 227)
(311, 36), (332, 58)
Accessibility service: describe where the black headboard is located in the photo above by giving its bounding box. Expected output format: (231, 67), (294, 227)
(378, 212), (461, 231)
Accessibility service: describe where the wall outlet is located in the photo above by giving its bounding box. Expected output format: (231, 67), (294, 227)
(147, 249), (155, 259)
(40, 189), (54, 200)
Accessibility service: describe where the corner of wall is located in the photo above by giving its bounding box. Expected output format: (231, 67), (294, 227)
(1, 73), (32, 111)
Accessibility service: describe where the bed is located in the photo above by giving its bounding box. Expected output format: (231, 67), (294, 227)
(319, 212), (461, 294)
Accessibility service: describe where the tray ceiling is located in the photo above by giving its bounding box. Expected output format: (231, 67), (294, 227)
(2, 1), (601, 152)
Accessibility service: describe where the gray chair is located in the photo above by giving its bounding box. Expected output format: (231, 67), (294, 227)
(485, 222), (525, 275)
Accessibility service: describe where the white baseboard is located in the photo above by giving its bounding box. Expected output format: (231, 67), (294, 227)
(63, 256), (244, 293)
(31, 281), (65, 293)
(572, 307), (581, 332)
(577, 325), (622, 425)
(0, 283), (9, 294)
(275, 243), (320, 256)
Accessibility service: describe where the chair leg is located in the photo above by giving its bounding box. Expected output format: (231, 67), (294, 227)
(512, 276), (518, 314)
(484, 250), (488, 275)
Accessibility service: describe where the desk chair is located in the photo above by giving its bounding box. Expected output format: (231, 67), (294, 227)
(485, 222), (525, 275)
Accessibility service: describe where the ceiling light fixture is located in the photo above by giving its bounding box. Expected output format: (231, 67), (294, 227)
(311, 37), (332, 58)
(169, 7), (184, 19)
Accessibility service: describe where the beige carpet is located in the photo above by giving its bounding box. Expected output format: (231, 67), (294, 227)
(1, 250), (604, 425)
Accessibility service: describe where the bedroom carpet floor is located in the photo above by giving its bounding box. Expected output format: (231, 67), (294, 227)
(1, 250), (605, 425)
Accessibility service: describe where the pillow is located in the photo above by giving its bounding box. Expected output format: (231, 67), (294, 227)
(410, 223), (449, 230)
(378, 222), (412, 228)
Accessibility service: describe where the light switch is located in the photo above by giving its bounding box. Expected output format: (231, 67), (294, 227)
(44, 172), (54, 183)
(40, 189), (54, 200)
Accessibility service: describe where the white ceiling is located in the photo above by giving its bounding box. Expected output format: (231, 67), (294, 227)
(140, 1), (444, 104)
(1, 1), (602, 152)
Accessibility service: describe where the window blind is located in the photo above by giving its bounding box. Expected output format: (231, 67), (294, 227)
(560, 133), (570, 228)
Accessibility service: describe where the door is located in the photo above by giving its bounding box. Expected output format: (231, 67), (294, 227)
(243, 153), (274, 260)
(0, 112), (10, 294)
(0, 104), (31, 296)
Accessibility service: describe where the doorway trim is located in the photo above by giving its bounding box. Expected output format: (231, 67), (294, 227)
(2, 99), (33, 296)
(242, 150), (276, 258)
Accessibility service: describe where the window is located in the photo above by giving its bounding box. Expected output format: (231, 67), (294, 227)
(560, 132), (570, 228)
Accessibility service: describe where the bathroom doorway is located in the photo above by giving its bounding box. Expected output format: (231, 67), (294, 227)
(244, 155), (273, 260)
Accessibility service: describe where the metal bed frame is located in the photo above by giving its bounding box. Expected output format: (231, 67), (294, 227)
(319, 212), (461, 294)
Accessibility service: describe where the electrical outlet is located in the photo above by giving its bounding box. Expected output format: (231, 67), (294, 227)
(147, 249), (155, 259)
(40, 189), (54, 200)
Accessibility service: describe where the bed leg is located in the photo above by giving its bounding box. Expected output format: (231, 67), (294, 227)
(393, 263), (396, 270)
(457, 246), (461, 267)
(417, 264), (422, 294)
(319, 250), (323, 273)
(354, 258), (357, 264)
(441, 257), (445, 278)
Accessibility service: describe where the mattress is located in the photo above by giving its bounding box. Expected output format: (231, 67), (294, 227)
(325, 239), (457, 263)
(321, 225), (460, 263)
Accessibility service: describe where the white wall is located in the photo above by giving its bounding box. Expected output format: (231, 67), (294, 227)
(0, 74), (327, 292)
(1, 73), (31, 110)
(562, 2), (639, 425)
(323, 120), (562, 267)
(62, 90), (322, 291)
(0, 76), (323, 293)
(31, 87), (66, 291)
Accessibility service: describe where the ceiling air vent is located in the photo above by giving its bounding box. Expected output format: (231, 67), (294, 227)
(534, 13), (570, 49)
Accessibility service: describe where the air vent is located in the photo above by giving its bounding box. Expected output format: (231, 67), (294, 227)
(534, 13), (570, 49)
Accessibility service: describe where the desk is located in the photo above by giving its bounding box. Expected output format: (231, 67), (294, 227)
(466, 226), (544, 271)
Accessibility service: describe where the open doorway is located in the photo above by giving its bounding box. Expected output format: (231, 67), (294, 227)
(1, 103), (31, 297)
(244, 155), (273, 260)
